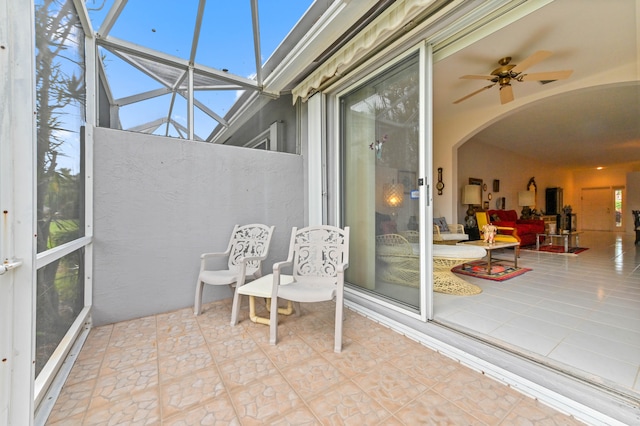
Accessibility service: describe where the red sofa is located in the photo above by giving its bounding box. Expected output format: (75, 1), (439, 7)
(486, 209), (544, 246)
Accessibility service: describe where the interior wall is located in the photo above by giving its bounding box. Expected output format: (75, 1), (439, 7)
(572, 166), (635, 231)
(92, 127), (304, 326)
(456, 140), (572, 224)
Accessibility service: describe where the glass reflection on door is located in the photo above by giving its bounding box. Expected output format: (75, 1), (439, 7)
(340, 53), (421, 309)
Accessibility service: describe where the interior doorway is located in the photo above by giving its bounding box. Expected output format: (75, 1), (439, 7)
(581, 187), (617, 231)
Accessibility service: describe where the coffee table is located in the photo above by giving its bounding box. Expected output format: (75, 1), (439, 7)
(536, 232), (582, 252)
(458, 240), (519, 273)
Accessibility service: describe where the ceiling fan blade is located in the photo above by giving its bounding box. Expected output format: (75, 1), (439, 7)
(511, 50), (552, 74)
(519, 70), (573, 81)
(460, 74), (495, 80)
(453, 84), (495, 104)
(500, 84), (514, 104)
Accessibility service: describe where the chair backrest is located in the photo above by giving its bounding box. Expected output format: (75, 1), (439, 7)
(475, 211), (490, 233)
(290, 225), (349, 281)
(228, 224), (274, 274)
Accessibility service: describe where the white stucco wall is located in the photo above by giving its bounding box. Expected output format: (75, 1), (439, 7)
(456, 140), (572, 224)
(92, 127), (304, 326)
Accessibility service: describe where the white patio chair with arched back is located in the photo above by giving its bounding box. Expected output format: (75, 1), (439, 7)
(231, 225), (350, 352)
(194, 223), (275, 315)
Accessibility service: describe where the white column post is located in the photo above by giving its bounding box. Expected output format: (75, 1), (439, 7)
(306, 93), (325, 226)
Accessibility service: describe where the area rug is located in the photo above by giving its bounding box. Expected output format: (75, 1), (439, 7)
(520, 245), (589, 255)
(451, 261), (532, 281)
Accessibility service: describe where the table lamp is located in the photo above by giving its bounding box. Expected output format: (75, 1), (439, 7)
(518, 190), (535, 219)
(384, 182), (404, 217)
(462, 184), (481, 227)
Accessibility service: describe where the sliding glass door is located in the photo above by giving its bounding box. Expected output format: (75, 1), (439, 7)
(340, 52), (424, 310)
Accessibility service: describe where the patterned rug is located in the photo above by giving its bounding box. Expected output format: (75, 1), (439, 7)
(520, 245), (589, 255)
(452, 261), (532, 281)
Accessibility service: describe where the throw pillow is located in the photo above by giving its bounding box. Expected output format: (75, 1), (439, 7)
(433, 217), (449, 232)
(490, 213), (501, 222)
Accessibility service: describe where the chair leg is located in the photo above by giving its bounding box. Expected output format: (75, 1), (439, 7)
(194, 280), (204, 316)
(269, 296), (279, 345)
(230, 288), (242, 326)
(334, 295), (344, 353)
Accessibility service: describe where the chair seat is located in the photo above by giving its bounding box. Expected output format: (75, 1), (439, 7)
(237, 274), (295, 297)
(277, 280), (337, 303)
(199, 269), (244, 285)
(238, 274), (335, 302)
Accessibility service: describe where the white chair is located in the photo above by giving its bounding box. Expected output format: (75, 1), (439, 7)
(194, 224), (274, 315)
(231, 225), (350, 352)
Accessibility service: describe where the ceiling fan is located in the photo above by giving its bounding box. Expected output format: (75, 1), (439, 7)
(453, 50), (573, 105)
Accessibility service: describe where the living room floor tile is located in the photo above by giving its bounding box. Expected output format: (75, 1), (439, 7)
(435, 231), (640, 399)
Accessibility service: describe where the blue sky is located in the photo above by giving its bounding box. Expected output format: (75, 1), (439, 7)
(86, 0), (314, 138)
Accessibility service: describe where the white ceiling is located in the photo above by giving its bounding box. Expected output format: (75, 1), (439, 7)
(432, 0), (640, 170)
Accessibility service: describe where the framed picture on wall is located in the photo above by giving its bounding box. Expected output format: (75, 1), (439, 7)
(493, 179), (500, 192)
(398, 170), (416, 194)
(469, 177), (483, 186)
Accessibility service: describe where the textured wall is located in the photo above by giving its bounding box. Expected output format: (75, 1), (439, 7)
(92, 127), (304, 326)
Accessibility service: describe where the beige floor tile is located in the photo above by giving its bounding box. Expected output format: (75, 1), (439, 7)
(45, 300), (587, 425)
(322, 341), (387, 377)
(306, 380), (392, 425)
(432, 367), (522, 424)
(206, 329), (259, 361)
(92, 361), (158, 403)
(160, 366), (226, 419)
(100, 341), (158, 375)
(228, 373), (303, 425)
(280, 354), (345, 399)
(501, 398), (585, 425)
(217, 348), (278, 390)
(392, 347), (461, 388)
(76, 325), (112, 361)
(352, 360), (429, 414)
(394, 389), (486, 425)
(158, 344), (214, 382)
(63, 355), (103, 387)
(269, 406), (321, 425)
(162, 392), (240, 426)
(259, 334), (316, 368)
(46, 379), (96, 424)
(83, 387), (160, 425)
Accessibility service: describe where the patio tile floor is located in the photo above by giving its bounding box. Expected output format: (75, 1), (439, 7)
(45, 299), (584, 425)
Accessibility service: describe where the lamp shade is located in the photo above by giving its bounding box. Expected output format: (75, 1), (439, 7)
(384, 183), (404, 207)
(462, 185), (481, 205)
(518, 190), (535, 207)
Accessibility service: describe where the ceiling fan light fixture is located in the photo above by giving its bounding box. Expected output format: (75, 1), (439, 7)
(455, 50), (573, 105)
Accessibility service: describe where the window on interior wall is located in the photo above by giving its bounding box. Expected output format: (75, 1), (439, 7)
(35, 0), (86, 378)
(340, 52), (421, 309)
